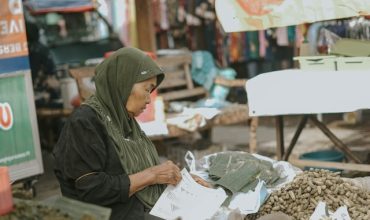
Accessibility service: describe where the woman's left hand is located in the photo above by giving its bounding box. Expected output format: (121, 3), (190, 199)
(191, 174), (212, 188)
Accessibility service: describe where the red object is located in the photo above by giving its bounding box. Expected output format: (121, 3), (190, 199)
(104, 51), (115, 58)
(0, 167), (13, 216)
(104, 50), (157, 60)
(136, 89), (157, 122)
(71, 95), (81, 108)
(145, 51), (157, 60)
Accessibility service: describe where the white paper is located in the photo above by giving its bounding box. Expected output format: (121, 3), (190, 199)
(182, 107), (220, 120)
(228, 180), (269, 215)
(150, 169), (227, 220)
(310, 201), (350, 220)
(139, 121), (168, 136)
(331, 206), (351, 220)
(166, 107), (220, 132)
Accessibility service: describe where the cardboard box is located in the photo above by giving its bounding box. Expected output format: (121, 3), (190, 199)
(331, 39), (370, 57)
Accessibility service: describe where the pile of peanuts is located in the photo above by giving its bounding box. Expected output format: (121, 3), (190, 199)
(249, 169), (370, 220)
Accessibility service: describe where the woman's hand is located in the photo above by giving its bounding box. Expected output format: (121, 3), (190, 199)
(148, 161), (182, 185)
(191, 174), (212, 188)
(128, 161), (181, 196)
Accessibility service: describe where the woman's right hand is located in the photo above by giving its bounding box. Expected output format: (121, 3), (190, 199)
(148, 161), (182, 185)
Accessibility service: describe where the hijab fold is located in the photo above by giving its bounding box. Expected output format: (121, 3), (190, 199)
(84, 47), (165, 207)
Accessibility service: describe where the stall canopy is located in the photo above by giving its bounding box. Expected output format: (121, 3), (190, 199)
(24, 0), (97, 14)
(215, 0), (370, 32)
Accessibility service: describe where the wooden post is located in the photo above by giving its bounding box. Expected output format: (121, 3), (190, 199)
(135, 0), (156, 52)
(249, 117), (258, 153)
(289, 158), (370, 172)
(309, 116), (362, 163)
(275, 116), (285, 160)
(283, 116), (308, 161)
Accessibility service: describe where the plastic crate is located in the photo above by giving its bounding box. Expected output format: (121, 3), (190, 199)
(294, 56), (337, 71)
(336, 57), (370, 71)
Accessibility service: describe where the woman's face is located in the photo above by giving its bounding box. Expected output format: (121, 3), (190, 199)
(126, 77), (157, 117)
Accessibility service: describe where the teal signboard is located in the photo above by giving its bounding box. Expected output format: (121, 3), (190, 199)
(0, 74), (36, 166)
(0, 0), (43, 181)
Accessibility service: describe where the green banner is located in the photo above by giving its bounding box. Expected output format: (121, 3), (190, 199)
(0, 75), (36, 166)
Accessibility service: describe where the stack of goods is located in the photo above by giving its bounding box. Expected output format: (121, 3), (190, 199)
(208, 152), (280, 205)
(212, 104), (249, 125)
(1, 198), (102, 220)
(3, 200), (74, 220)
(249, 169), (370, 220)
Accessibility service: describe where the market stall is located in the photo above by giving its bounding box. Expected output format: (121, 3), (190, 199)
(143, 0), (369, 219)
(214, 0), (370, 171)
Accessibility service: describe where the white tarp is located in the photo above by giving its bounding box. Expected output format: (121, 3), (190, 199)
(246, 69), (370, 116)
(215, 0), (370, 32)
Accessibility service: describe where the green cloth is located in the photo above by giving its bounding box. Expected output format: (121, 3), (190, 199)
(216, 161), (259, 194)
(84, 47), (165, 208)
(209, 152), (256, 179)
(208, 152), (280, 198)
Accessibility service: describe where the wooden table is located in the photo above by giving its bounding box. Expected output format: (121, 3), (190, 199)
(148, 104), (258, 152)
(36, 108), (73, 150)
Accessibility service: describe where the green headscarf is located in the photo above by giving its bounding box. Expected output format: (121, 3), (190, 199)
(84, 47), (165, 208)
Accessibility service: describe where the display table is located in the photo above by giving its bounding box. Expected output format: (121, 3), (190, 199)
(149, 104), (252, 137)
(246, 69), (370, 171)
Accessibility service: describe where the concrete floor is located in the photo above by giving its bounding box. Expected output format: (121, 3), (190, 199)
(33, 112), (370, 201)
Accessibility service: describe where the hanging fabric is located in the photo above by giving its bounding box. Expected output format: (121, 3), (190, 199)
(276, 27), (289, 46)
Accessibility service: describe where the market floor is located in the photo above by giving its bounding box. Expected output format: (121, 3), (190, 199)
(33, 111), (370, 201)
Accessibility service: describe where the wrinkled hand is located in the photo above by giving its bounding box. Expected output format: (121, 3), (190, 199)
(191, 174), (212, 188)
(149, 161), (182, 185)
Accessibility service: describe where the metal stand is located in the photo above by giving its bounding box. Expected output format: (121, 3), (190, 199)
(275, 115), (362, 163)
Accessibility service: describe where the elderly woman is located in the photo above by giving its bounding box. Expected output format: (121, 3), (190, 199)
(53, 48), (207, 220)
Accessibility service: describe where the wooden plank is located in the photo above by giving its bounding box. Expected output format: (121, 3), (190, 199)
(37, 108), (73, 118)
(184, 63), (194, 89)
(249, 117), (258, 153)
(159, 78), (187, 89)
(283, 116), (308, 161)
(135, 0), (156, 52)
(163, 70), (186, 80)
(214, 77), (247, 87)
(158, 70), (187, 89)
(275, 116), (285, 160)
(289, 158), (370, 172)
(69, 66), (95, 78)
(161, 87), (207, 101)
(156, 54), (192, 67)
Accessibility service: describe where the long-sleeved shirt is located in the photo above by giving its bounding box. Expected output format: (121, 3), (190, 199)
(53, 105), (145, 220)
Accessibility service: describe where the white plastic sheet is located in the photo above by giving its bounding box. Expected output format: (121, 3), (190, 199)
(246, 69), (370, 117)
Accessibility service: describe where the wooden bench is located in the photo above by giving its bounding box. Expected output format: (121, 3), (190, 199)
(69, 53), (208, 103)
(156, 53), (208, 102)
